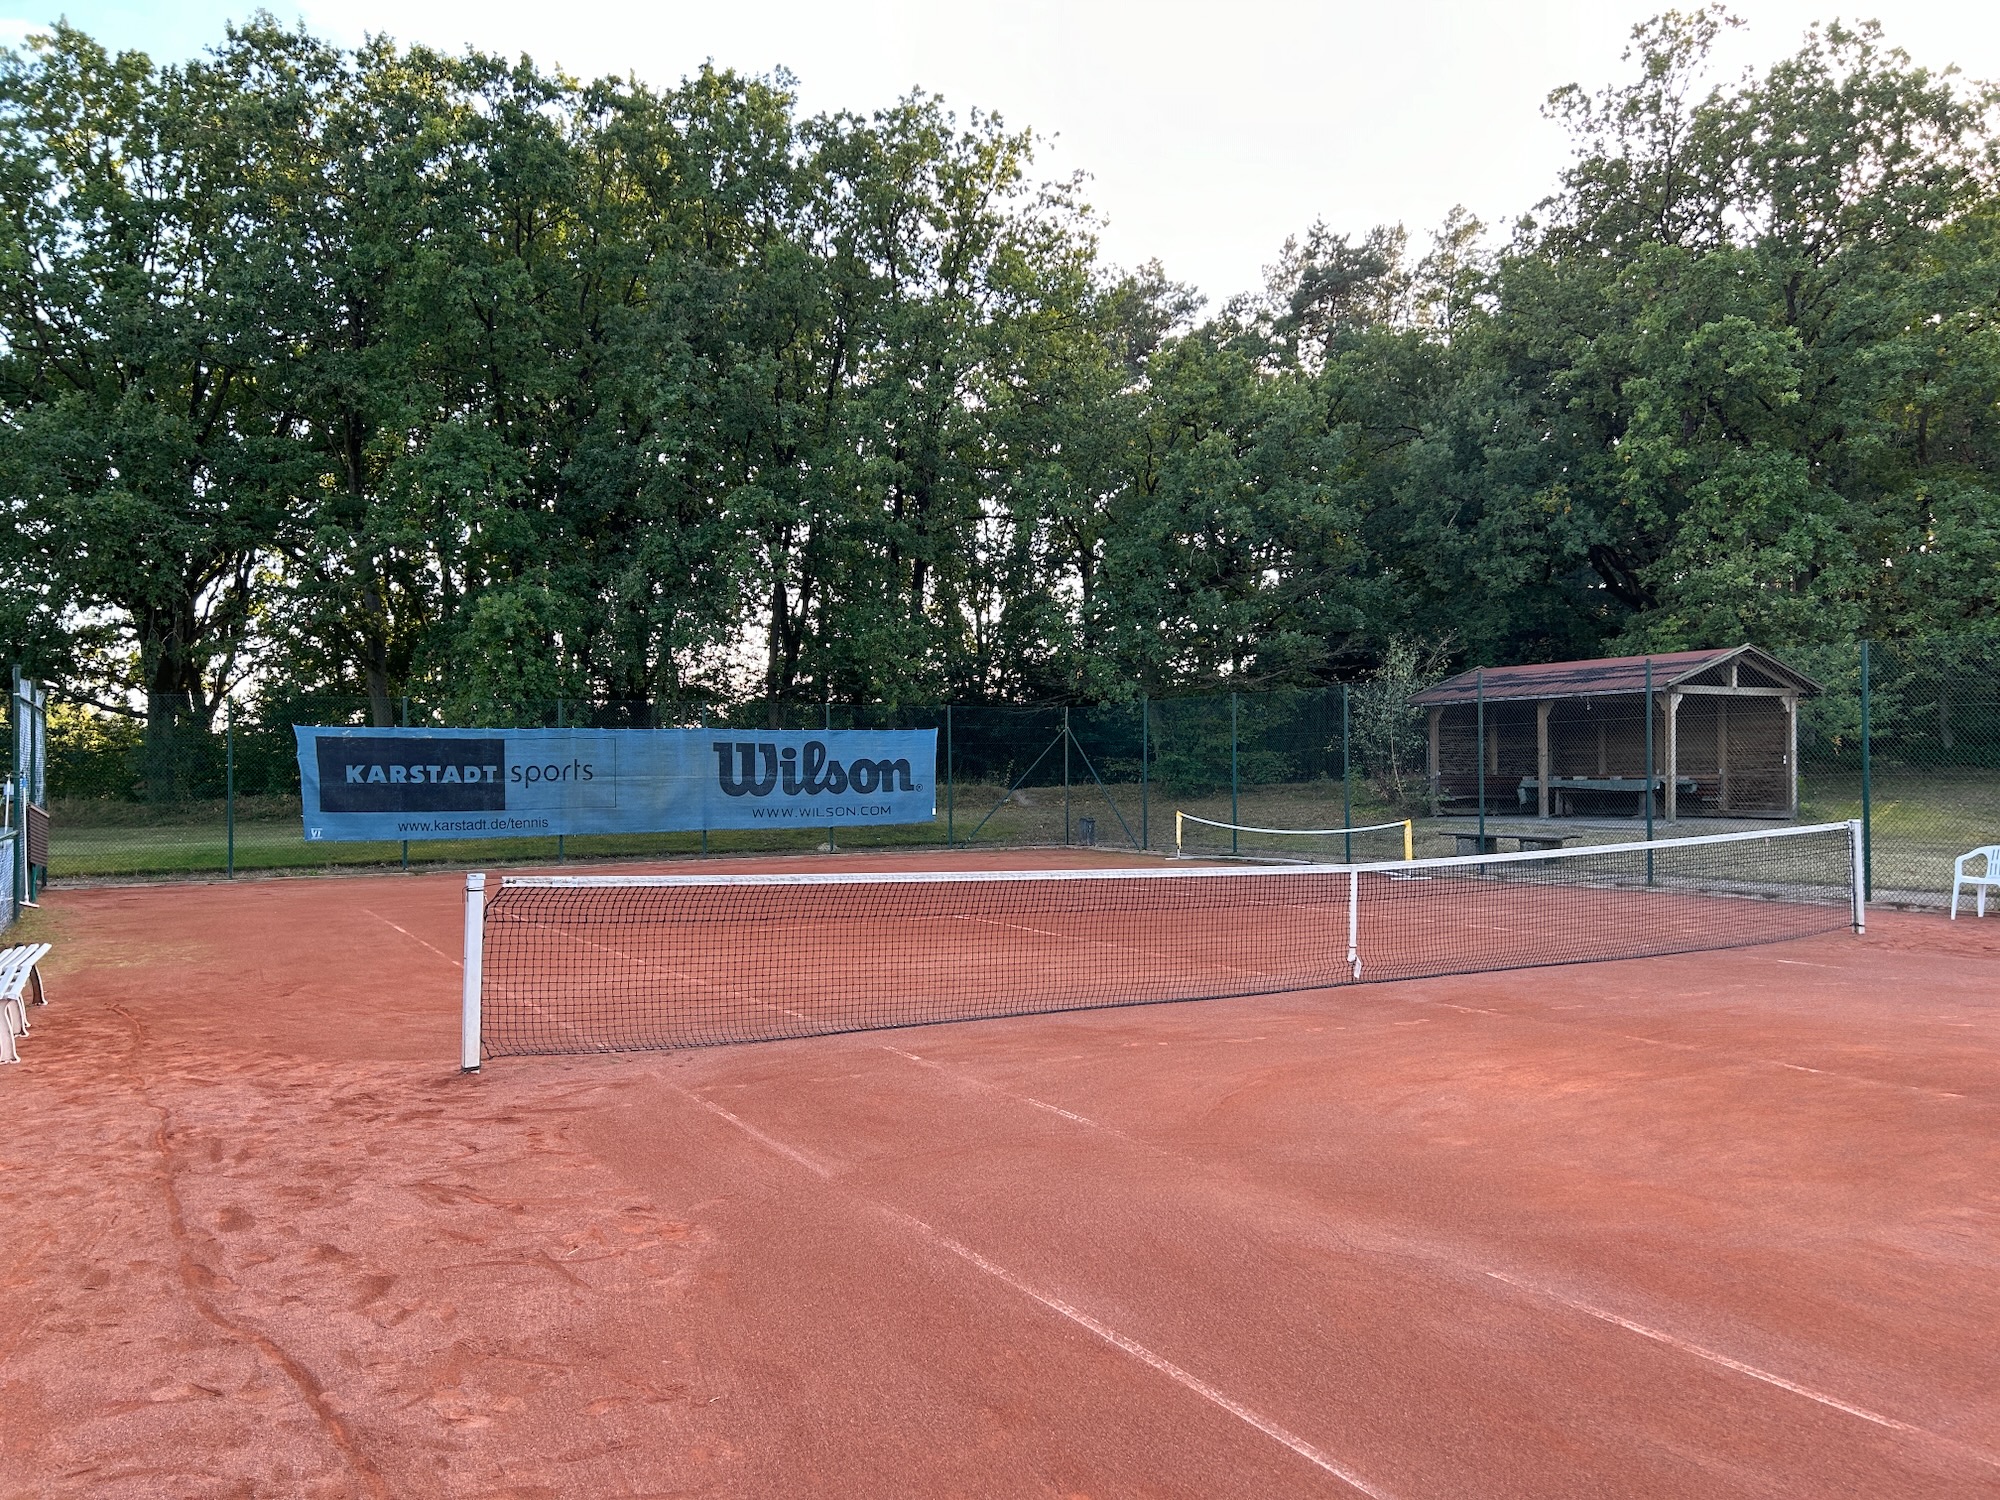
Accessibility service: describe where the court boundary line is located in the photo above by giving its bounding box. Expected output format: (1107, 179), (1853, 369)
(1484, 1271), (2000, 1473)
(877, 1043), (1998, 1475)
(362, 909), (459, 967)
(887, 1207), (1399, 1499)
(679, 1084), (1396, 1498)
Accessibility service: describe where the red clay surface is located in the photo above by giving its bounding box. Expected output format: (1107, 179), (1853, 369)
(3, 848), (1997, 1498)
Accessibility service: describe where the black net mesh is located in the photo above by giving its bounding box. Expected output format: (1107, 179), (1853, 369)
(474, 823), (1857, 1057)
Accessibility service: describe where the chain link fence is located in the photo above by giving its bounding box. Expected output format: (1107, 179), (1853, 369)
(31, 637), (2000, 908)
(1795, 636), (2000, 907)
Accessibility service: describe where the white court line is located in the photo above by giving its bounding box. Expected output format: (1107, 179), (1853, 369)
(893, 1049), (1995, 1474)
(681, 1082), (1394, 1498)
(883, 1046), (1112, 1132)
(364, 910), (460, 967)
(682, 1091), (837, 1178)
(884, 1208), (1398, 1499)
(1483, 1271), (2000, 1471)
(1393, 994), (1968, 1103)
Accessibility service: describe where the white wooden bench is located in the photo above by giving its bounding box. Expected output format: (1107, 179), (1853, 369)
(0, 943), (50, 1064)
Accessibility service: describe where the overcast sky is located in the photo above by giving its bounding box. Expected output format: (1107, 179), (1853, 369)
(6, 2), (1998, 303)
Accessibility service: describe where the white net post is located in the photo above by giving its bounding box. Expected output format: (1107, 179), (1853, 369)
(1346, 868), (1361, 980)
(1848, 819), (1866, 934)
(462, 873), (487, 1072)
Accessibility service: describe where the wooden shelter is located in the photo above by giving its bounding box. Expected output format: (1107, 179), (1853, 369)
(1410, 646), (1821, 820)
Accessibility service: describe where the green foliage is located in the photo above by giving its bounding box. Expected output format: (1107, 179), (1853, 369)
(1349, 637), (1454, 812)
(46, 702), (143, 800)
(3, 11), (1997, 734)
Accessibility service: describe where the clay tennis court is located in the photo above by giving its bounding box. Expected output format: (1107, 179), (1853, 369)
(4, 849), (1997, 1497)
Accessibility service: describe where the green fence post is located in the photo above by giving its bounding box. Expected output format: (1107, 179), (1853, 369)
(225, 702), (235, 879)
(399, 695), (410, 871)
(1644, 658), (1655, 884)
(699, 705), (709, 858)
(1139, 696), (1149, 851)
(945, 704), (954, 848)
(1341, 683), (1353, 862)
(555, 698), (566, 865)
(825, 700), (835, 853)
(1860, 640), (1872, 901)
(9, 672), (23, 911)
(1476, 670), (1486, 847)
(1230, 691), (1240, 855)
(1063, 706), (1072, 845)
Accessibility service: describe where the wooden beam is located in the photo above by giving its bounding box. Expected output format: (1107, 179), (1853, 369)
(1672, 685), (1793, 697)
(1536, 700), (1552, 818)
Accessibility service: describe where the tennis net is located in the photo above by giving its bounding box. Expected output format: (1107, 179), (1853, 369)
(1175, 811), (1413, 863)
(461, 820), (1861, 1065)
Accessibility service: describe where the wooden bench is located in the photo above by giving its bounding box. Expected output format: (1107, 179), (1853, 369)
(0, 943), (50, 1064)
(1516, 776), (1698, 816)
(1455, 833), (1578, 856)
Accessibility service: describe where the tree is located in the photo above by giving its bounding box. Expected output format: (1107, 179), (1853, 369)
(1483, 11), (2000, 653)
(0, 22), (327, 786)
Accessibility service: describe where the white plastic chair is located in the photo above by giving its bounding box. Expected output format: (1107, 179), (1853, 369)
(0, 943), (49, 1063)
(1951, 847), (2000, 919)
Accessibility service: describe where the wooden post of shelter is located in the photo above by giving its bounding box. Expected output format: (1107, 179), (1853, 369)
(1535, 700), (1552, 818)
(1717, 697), (1730, 813)
(1721, 655), (1734, 814)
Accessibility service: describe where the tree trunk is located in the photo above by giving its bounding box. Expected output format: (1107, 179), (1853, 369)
(139, 605), (206, 803)
(766, 572), (789, 730)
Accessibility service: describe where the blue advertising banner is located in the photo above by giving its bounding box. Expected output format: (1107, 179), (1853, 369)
(293, 727), (937, 842)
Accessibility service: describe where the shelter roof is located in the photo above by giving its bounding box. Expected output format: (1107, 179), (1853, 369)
(1408, 645), (1820, 706)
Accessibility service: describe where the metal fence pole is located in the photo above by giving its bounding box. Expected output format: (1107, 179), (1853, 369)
(225, 702), (235, 879)
(1475, 670), (1486, 846)
(1341, 683), (1353, 862)
(1860, 640), (1873, 901)
(555, 698), (566, 865)
(1230, 692), (1240, 855)
(825, 700), (835, 853)
(11, 672), (23, 911)
(1644, 658), (1655, 884)
(1139, 696), (1149, 851)
(1063, 706), (1072, 845)
(945, 704), (954, 848)
(400, 695), (410, 871)
(699, 705), (709, 857)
